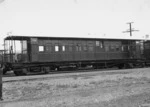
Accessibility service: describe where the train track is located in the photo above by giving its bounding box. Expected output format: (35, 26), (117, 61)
(3, 67), (125, 77)
(2, 67), (138, 82)
(4, 64), (147, 77)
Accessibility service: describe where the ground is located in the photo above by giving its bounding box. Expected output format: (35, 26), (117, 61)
(1, 68), (150, 107)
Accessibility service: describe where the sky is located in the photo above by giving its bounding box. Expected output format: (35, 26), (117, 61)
(0, 0), (150, 49)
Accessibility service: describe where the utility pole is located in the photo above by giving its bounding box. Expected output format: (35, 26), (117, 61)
(0, 64), (2, 100)
(123, 22), (139, 36)
(0, 0), (5, 101)
(0, 50), (3, 100)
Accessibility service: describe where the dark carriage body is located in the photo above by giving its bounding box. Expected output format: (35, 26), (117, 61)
(144, 41), (150, 60)
(31, 37), (129, 62)
(2, 36), (147, 75)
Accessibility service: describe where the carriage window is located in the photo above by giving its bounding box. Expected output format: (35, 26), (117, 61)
(39, 46), (44, 52)
(68, 44), (73, 52)
(76, 45), (82, 51)
(45, 44), (52, 52)
(88, 43), (94, 51)
(76, 45), (79, 51)
(79, 46), (82, 51)
(96, 41), (100, 46)
(116, 45), (120, 51)
(121, 46), (124, 51)
(105, 46), (109, 52)
(89, 46), (94, 51)
(100, 41), (103, 48)
(62, 45), (65, 51)
(45, 46), (49, 52)
(55, 45), (59, 52)
(122, 45), (128, 52)
(96, 41), (103, 48)
(83, 45), (88, 51)
(69, 45), (73, 51)
(110, 46), (115, 51)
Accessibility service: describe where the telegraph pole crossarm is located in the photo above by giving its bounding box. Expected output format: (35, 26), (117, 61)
(123, 22), (139, 36)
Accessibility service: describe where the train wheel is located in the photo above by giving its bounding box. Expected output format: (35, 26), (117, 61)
(42, 67), (50, 74)
(21, 68), (28, 75)
(93, 64), (98, 69)
(118, 64), (124, 69)
(14, 69), (20, 76)
(124, 63), (133, 69)
(2, 68), (7, 74)
(139, 63), (145, 68)
(2, 65), (8, 74)
(14, 68), (28, 76)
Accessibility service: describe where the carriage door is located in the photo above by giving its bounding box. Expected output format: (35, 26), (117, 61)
(129, 41), (141, 59)
(30, 38), (38, 62)
(135, 41), (143, 59)
(129, 41), (136, 59)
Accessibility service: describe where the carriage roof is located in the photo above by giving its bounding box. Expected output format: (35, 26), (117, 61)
(4, 35), (144, 41)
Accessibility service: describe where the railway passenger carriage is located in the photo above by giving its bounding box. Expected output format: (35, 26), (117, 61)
(2, 36), (149, 75)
